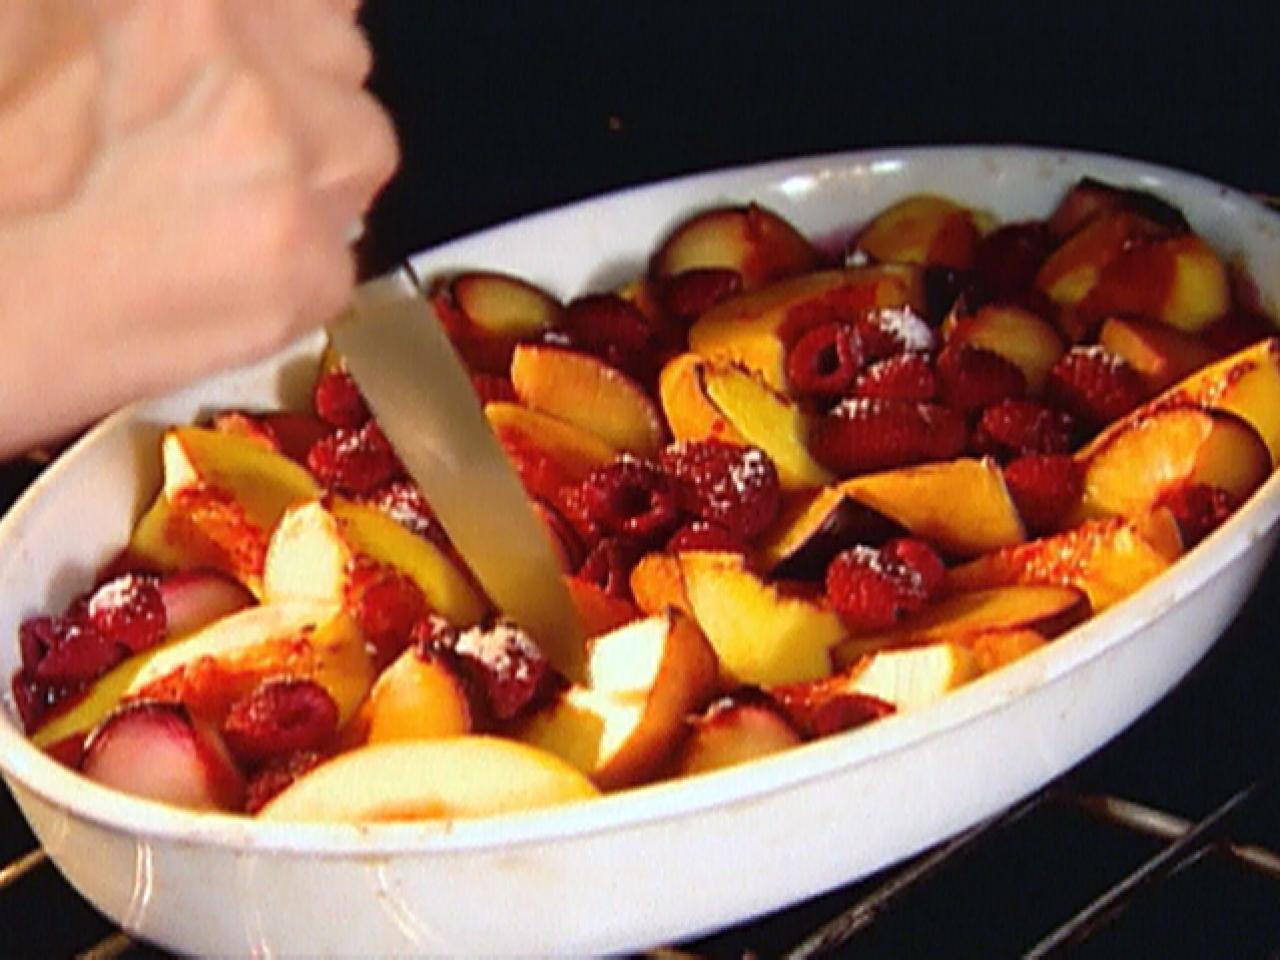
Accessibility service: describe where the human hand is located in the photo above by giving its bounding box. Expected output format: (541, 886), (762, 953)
(0, 0), (398, 455)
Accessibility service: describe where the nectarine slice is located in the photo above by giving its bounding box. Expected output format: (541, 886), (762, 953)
(853, 195), (981, 270)
(675, 694), (802, 776)
(650, 204), (819, 292)
(258, 737), (599, 822)
(658, 353), (747, 446)
(365, 646), (474, 745)
(944, 304), (1065, 394)
(1099, 316), (1218, 392)
(485, 400), (617, 502)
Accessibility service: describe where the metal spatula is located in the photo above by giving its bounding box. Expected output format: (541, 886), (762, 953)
(328, 269), (584, 680)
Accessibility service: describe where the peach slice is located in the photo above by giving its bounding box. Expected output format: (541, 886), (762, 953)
(658, 353), (747, 446)
(629, 552), (692, 617)
(852, 195), (982, 270)
(1084, 234), (1230, 333)
(82, 701), (245, 812)
(510, 343), (665, 457)
(674, 693), (802, 776)
(563, 575), (641, 638)
(679, 550), (842, 685)
(1046, 177), (1190, 238)
(518, 611), (719, 789)
(1035, 211), (1163, 308)
(155, 427), (322, 593)
(842, 642), (981, 712)
(263, 498), (488, 627)
(125, 494), (193, 573)
(687, 266), (924, 391)
(969, 628), (1048, 673)
(32, 572), (255, 749)
(431, 272), (564, 373)
(125, 601), (374, 727)
(1073, 405), (1270, 523)
(943, 304), (1065, 394)
(837, 458), (1026, 558)
(258, 736), (599, 822)
(699, 362), (833, 490)
(364, 645), (475, 745)
(755, 487), (895, 577)
(946, 512), (1182, 611)
(1150, 338), (1280, 463)
(650, 204), (819, 292)
(484, 400), (617, 503)
(1099, 317), (1219, 392)
(210, 411), (329, 466)
(833, 583), (1087, 667)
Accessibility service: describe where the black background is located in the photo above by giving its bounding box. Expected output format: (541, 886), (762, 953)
(4, 2), (1280, 956)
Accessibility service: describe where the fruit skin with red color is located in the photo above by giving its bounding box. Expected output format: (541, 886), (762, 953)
(659, 268), (743, 322)
(769, 681), (895, 739)
(343, 557), (429, 666)
(1046, 345), (1148, 428)
(313, 368), (369, 429)
(810, 399), (966, 475)
(563, 293), (661, 384)
(853, 353), (937, 402)
(666, 520), (748, 555)
(825, 544), (929, 632)
(221, 678), (340, 767)
(307, 421), (403, 496)
(658, 440), (781, 540)
(936, 343), (1027, 413)
(1004, 454), (1084, 532)
(880, 537), (946, 597)
(972, 222), (1054, 301)
(1154, 483), (1237, 547)
(972, 400), (1077, 461)
(577, 538), (642, 599)
(87, 573), (167, 655)
(244, 749), (326, 814)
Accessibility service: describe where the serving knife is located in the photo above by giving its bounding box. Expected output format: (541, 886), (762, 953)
(328, 269), (584, 680)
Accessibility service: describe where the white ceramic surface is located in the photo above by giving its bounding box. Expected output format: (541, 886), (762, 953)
(2, 146), (1280, 956)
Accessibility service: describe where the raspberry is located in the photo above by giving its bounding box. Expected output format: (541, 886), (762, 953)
(452, 620), (553, 723)
(657, 440), (780, 540)
(881, 537), (946, 597)
(244, 750), (326, 814)
(810, 398), (965, 475)
(344, 557), (429, 665)
(564, 293), (658, 382)
(853, 352), (938, 402)
(659, 268), (743, 321)
(577, 538), (641, 598)
(87, 573), (167, 654)
(972, 222), (1053, 301)
(1202, 312), (1275, 355)
(576, 457), (681, 544)
(853, 306), (937, 360)
(972, 400), (1077, 460)
(32, 619), (124, 686)
(363, 480), (444, 544)
(936, 343), (1026, 413)
(1046, 345), (1147, 428)
(470, 372), (517, 406)
(222, 679), (339, 766)
(1003, 454), (1083, 532)
(825, 545), (929, 632)
(665, 520), (748, 554)
(1155, 483), (1237, 547)
(410, 613), (459, 651)
(307, 420), (402, 495)
(312, 368), (369, 428)
(784, 322), (863, 400)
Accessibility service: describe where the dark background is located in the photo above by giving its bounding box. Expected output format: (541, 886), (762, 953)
(4, 3), (1280, 956)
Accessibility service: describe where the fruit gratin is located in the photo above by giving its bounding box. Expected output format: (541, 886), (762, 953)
(9, 177), (1280, 822)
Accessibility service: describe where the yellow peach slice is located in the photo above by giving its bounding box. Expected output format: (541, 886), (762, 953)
(679, 550), (842, 685)
(629, 552), (692, 618)
(258, 737), (599, 822)
(511, 344), (665, 457)
(944, 304), (1065, 394)
(485, 400), (617, 503)
(844, 642), (980, 712)
(650, 204), (819, 291)
(1099, 316), (1218, 392)
(658, 353), (747, 446)
(674, 696), (802, 776)
(365, 646), (474, 745)
(854, 195), (981, 270)
(968, 628), (1048, 673)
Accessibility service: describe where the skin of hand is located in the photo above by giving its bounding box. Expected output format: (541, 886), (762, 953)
(0, 0), (398, 456)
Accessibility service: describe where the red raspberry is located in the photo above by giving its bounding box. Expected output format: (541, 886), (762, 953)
(881, 537), (946, 597)
(452, 620), (553, 723)
(222, 679), (339, 766)
(313, 368), (369, 429)
(665, 520), (748, 554)
(853, 306), (937, 360)
(657, 440), (781, 540)
(344, 558), (429, 665)
(853, 352), (938, 402)
(972, 400), (1077, 460)
(659, 268), (743, 320)
(577, 457), (682, 544)
(307, 420), (402, 495)
(1155, 483), (1237, 547)
(1046, 346), (1147, 428)
(784, 321), (863, 401)
(577, 537), (641, 598)
(1003, 454), (1083, 532)
(410, 613), (459, 651)
(363, 481), (444, 545)
(973, 222), (1054, 301)
(564, 294), (658, 382)
(32, 619), (124, 686)
(86, 573), (167, 654)
(810, 398), (966, 475)
(825, 545), (929, 632)
(244, 750), (325, 814)
(470, 372), (517, 406)
(1202, 312), (1274, 355)
(936, 343), (1026, 413)
(11, 673), (53, 732)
